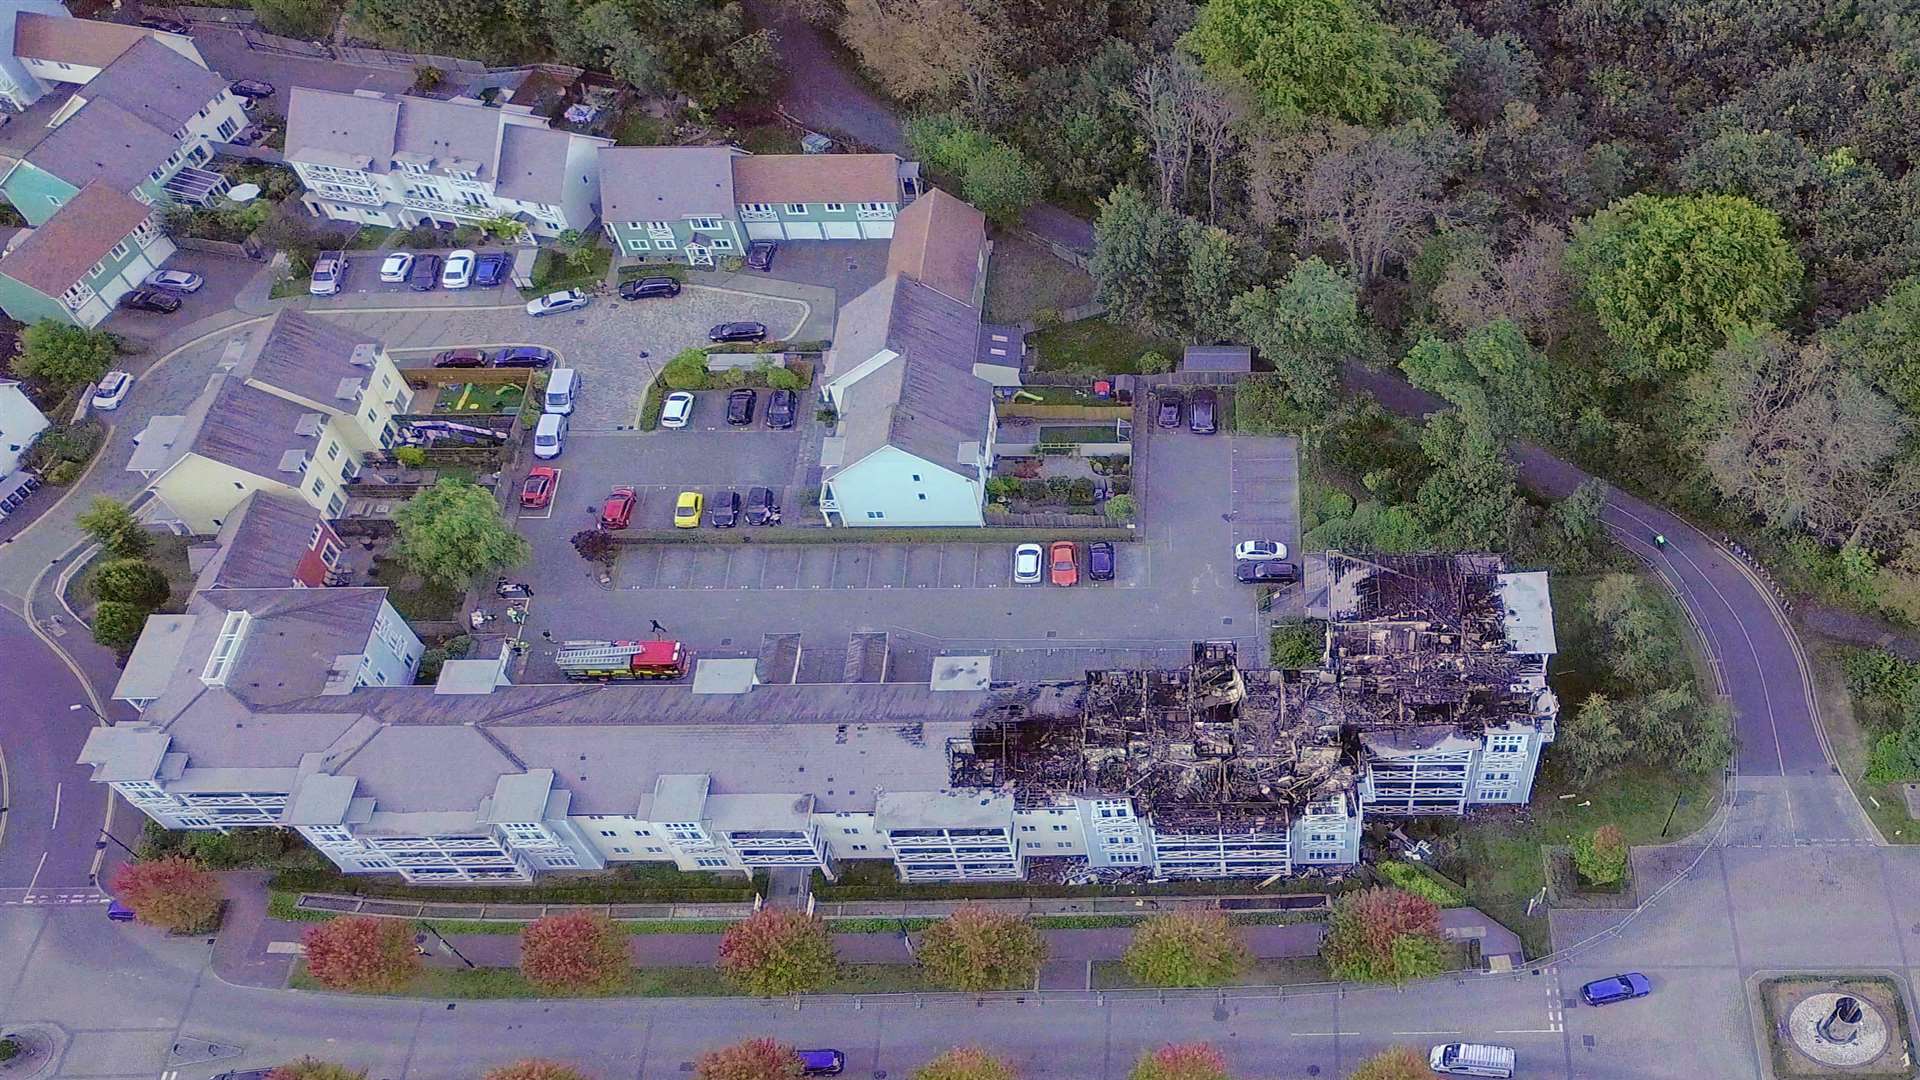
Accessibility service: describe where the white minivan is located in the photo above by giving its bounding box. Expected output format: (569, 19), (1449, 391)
(1429, 1043), (1516, 1078)
(532, 413), (568, 459)
(544, 368), (578, 415)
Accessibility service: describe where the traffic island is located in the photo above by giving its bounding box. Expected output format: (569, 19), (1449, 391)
(1752, 974), (1917, 1080)
(0, 1024), (67, 1080)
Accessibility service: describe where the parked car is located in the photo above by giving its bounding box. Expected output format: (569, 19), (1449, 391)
(495, 346), (555, 369)
(105, 899), (136, 923)
(91, 370), (133, 411)
(309, 251), (346, 296)
(210, 1071), (273, 1080)
(600, 486), (637, 530)
(1189, 388), (1218, 434)
(1156, 390), (1184, 428)
(431, 348), (489, 368)
(746, 240), (778, 271)
(379, 252), (414, 283)
(1235, 559), (1299, 583)
(532, 413), (567, 459)
(726, 388), (757, 425)
(143, 269), (203, 293)
(709, 321), (768, 343)
(441, 248), (476, 289)
(408, 253), (443, 291)
(746, 486), (781, 526)
(673, 490), (704, 528)
(1049, 541), (1079, 586)
(709, 489), (741, 528)
(473, 251), (511, 287)
(796, 1050), (844, 1077)
(1088, 541), (1115, 581)
(520, 466), (557, 509)
(1013, 543), (1043, 584)
(118, 288), (180, 313)
(1234, 539), (1287, 561)
(228, 79), (275, 101)
(765, 388), (797, 429)
(526, 289), (590, 317)
(619, 276), (681, 300)
(660, 391), (695, 429)
(138, 12), (190, 32)
(1580, 973), (1651, 1006)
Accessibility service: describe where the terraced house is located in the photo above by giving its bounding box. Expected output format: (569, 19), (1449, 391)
(283, 87), (611, 240)
(598, 147), (913, 265)
(0, 18), (245, 326)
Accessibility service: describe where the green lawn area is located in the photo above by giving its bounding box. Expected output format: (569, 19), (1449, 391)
(1811, 639), (1920, 844)
(345, 225), (393, 250)
(982, 234), (1096, 323)
(291, 962), (929, 998)
(521, 246), (611, 297)
(370, 556), (464, 624)
(1029, 317), (1179, 376)
(737, 123), (799, 155)
(270, 271), (312, 299)
(433, 382), (526, 414)
(1090, 956), (1331, 990)
(613, 111), (668, 146)
(1038, 424), (1127, 444)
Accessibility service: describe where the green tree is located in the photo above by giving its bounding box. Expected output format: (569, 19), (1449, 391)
(16, 322), (115, 392)
(916, 906), (1048, 991)
(1230, 258), (1361, 412)
(392, 479), (530, 590)
(913, 1047), (1017, 1080)
(1400, 320), (1554, 442)
(1184, 225), (1251, 343)
(91, 558), (170, 610)
(250, 0), (335, 39)
(1414, 412), (1522, 551)
(1571, 824), (1629, 887)
(1567, 193), (1802, 378)
(1558, 692), (1628, 784)
(661, 348), (713, 390)
(1121, 911), (1250, 988)
(1321, 887), (1446, 984)
(1184, 0), (1448, 125)
(76, 497), (150, 559)
(1104, 493), (1138, 521)
(268, 1059), (368, 1080)
(715, 909), (836, 996)
(905, 113), (1043, 225)
(1092, 185), (1193, 335)
(92, 601), (150, 652)
(1347, 1046), (1431, 1080)
(1824, 274), (1920, 414)
(1126, 1043), (1229, 1080)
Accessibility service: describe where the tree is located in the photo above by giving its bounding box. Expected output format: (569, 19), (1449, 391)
(1127, 55), (1239, 218)
(77, 498), (150, 559)
(1184, 226), (1251, 343)
(661, 348), (713, 390)
(1092, 185), (1193, 335)
(906, 113), (1044, 226)
(301, 915), (421, 992)
(520, 912), (630, 994)
(1255, 123), (1458, 283)
(916, 906), (1048, 991)
(392, 479), (530, 590)
(483, 1061), (590, 1080)
(716, 909), (836, 996)
(693, 1038), (802, 1080)
(1558, 692), (1628, 784)
(1347, 1046), (1432, 1080)
(1414, 412), (1523, 551)
(1230, 258), (1360, 411)
(109, 856), (224, 933)
(570, 528), (618, 568)
(1431, 220), (1571, 346)
(268, 1059), (367, 1080)
(1400, 320), (1554, 442)
(838, 0), (989, 101)
(1587, 572), (1678, 687)
(1320, 886), (1445, 984)
(913, 1047), (1016, 1080)
(1571, 824), (1629, 887)
(1567, 193), (1803, 377)
(1103, 493), (1138, 521)
(1121, 911), (1250, 988)
(1183, 0), (1447, 126)
(250, 0), (335, 39)
(1825, 275), (1920, 414)
(92, 600), (150, 651)
(91, 558), (170, 610)
(14, 322), (115, 392)
(1126, 1043), (1229, 1080)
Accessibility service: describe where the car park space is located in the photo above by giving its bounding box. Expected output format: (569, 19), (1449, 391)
(604, 541), (1150, 593)
(300, 248), (518, 304)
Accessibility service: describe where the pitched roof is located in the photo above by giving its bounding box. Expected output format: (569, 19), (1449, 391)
(391, 94), (503, 179)
(79, 35), (226, 132)
(193, 587), (386, 707)
(599, 145), (737, 222)
(26, 96), (177, 189)
(11, 12), (151, 67)
(494, 123), (574, 204)
(832, 276), (991, 479)
(184, 377), (319, 481)
(243, 309), (383, 409)
(884, 187), (987, 304)
(732, 153), (899, 204)
(195, 492), (325, 591)
(0, 180), (151, 295)
(284, 87), (400, 172)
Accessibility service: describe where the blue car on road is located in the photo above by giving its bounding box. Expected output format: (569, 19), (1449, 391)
(1580, 972), (1651, 1005)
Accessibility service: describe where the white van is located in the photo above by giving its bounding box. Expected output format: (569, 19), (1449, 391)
(532, 413), (568, 459)
(1430, 1043), (1515, 1078)
(544, 368), (577, 415)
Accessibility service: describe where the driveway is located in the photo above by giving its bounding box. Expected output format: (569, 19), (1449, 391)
(106, 253), (259, 346)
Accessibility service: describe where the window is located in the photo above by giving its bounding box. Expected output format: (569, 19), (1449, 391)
(694, 857), (727, 868)
(611, 846), (630, 854)
(850, 844), (868, 851)
(215, 117), (238, 140)
(917, 493), (926, 500)
(1019, 824), (1036, 832)
(866, 511), (885, 519)
(46, 194), (61, 209)
(326, 442), (340, 461)
(626, 238), (650, 252)
(1488, 734), (1527, 754)
(842, 827), (859, 834)
(200, 610), (251, 686)
(688, 216), (723, 230)
(1051, 824), (1068, 832)
(600, 830), (616, 837)
(108, 241), (129, 260)
(711, 238), (733, 250)
(823, 202), (844, 212)
(742, 202), (774, 213)
(784, 203), (807, 214)
(1110, 852), (1140, 864)
(653, 237), (675, 250)
(310, 476), (325, 497)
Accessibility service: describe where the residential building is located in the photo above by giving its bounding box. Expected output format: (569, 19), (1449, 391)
(191, 491), (346, 591)
(0, 376), (47, 512)
(127, 310), (414, 530)
(598, 148), (913, 265)
(0, 6), (203, 111)
(283, 87), (611, 240)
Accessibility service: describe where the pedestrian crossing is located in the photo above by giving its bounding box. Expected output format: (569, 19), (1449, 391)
(0, 886), (107, 906)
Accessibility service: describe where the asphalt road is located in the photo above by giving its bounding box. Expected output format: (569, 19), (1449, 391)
(0, 608), (112, 898)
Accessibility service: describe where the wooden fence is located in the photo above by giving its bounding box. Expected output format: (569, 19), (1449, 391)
(236, 25), (489, 73)
(984, 509), (1112, 528)
(996, 402), (1131, 421)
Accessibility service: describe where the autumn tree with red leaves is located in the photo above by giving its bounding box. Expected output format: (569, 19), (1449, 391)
(520, 912), (630, 993)
(301, 915), (421, 991)
(693, 1037), (802, 1080)
(716, 909), (836, 996)
(266, 1058), (366, 1080)
(917, 905), (1048, 991)
(109, 855), (224, 932)
(1127, 1042), (1231, 1080)
(482, 1060), (591, 1080)
(1321, 886), (1448, 984)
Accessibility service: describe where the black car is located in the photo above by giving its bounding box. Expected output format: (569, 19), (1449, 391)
(1156, 391), (1184, 428)
(119, 288), (181, 313)
(138, 11), (190, 32)
(494, 346), (555, 369)
(726, 388), (757, 425)
(746, 240), (778, 271)
(766, 388), (797, 429)
(228, 79), (275, 101)
(746, 486), (781, 526)
(620, 276), (681, 300)
(1189, 388), (1218, 434)
(431, 348), (489, 368)
(1235, 559), (1300, 584)
(710, 321), (768, 343)
(709, 490), (741, 528)
(1088, 541), (1116, 581)
(474, 251), (510, 287)
(408, 253), (442, 291)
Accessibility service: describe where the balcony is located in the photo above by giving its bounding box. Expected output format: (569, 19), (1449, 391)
(319, 187), (385, 208)
(402, 193), (487, 218)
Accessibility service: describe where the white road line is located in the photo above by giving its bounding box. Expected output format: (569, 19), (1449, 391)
(1290, 1032), (1360, 1037)
(1391, 1030), (1462, 1036)
(49, 781), (60, 830)
(23, 850), (47, 895)
(1494, 1028), (1564, 1034)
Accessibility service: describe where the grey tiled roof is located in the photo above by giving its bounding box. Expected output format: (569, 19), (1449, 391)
(830, 275), (991, 479)
(885, 188), (986, 304)
(0, 180), (151, 295)
(193, 587), (386, 707)
(80, 36), (227, 132)
(243, 309), (382, 409)
(10, 12), (151, 68)
(494, 123), (574, 204)
(284, 88), (399, 172)
(391, 94), (503, 180)
(184, 377), (319, 482)
(25, 96), (176, 189)
(194, 492), (324, 591)
(599, 145), (737, 223)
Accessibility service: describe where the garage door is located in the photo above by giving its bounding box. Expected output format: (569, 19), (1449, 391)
(823, 220), (862, 239)
(784, 221), (824, 240)
(745, 221), (785, 240)
(861, 221), (895, 239)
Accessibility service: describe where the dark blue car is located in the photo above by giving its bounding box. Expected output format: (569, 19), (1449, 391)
(474, 251), (510, 287)
(795, 1050), (843, 1076)
(1088, 541), (1115, 581)
(494, 346), (555, 369)
(1580, 972), (1651, 1005)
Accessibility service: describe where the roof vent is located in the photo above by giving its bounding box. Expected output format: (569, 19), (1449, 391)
(349, 344), (379, 369)
(295, 412), (325, 436)
(276, 449), (308, 473)
(334, 377), (364, 401)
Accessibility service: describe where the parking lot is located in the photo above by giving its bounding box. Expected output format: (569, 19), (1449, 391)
(609, 541), (1153, 591)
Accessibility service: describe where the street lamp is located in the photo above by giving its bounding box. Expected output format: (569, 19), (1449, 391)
(68, 702), (105, 721)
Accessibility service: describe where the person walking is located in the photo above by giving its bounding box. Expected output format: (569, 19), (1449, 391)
(649, 619), (667, 634)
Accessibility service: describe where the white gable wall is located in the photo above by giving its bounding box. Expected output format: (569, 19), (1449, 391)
(827, 445), (982, 526)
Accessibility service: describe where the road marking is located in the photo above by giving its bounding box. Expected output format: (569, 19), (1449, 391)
(1289, 1032), (1360, 1037)
(24, 850), (47, 895)
(1391, 1030), (1462, 1036)
(1495, 1029), (1564, 1034)
(49, 781), (59, 830)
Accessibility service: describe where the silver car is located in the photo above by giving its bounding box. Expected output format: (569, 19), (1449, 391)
(1013, 543), (1043, 584)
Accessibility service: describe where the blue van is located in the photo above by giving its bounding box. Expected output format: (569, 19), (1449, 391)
(796, 1049), (843, 1076)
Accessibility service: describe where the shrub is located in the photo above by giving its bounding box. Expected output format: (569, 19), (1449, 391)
(15, 321), (115, 392)
(1017, 478), (1049, 503)
(1137, 350), (1174, 375)
(1375, 861), (1464, 907)
(916, 905), (1048, 991)
(1320, 887), (1446, 984)
(268, 1059), (367, 1080)
(1121, 911), (1250, 988)
(77, 497), (150, 559)
(571, 529), (618, 567)
(1571, 824), (1629, 887)
(0, 1038), (21, 1063)
(110, 855), (224, 933)
(520, 912), (630, 993)
(301, 915), (421, 991)
(693, 1038), (802, 1080)
(764, 365), (804, 391)
(43, 460), (80, 485)
(91, 558), (171, 609)
(1103, 494), (1137, 522)
(1045, 475), (1074, 501)
(716, 909), (836, 995)
(1067, 477), (1097, 505)
(1126, 1043), (1229, 1080)
(913, 1047), (1016, 1080)
(662, 348), (713, 390)
(393, 446), (427, 467)
(483, 1061), (590, 1080)
(92, 600), (151, 651)
(1268, 620), (1323, 668)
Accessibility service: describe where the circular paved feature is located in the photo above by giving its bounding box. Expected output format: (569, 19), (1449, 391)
(1788, 992), (1890, 1067)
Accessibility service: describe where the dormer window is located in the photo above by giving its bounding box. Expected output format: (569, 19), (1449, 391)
(201, 610), (251, 686)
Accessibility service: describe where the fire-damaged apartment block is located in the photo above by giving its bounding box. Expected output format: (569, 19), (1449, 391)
(80, 552), (1556, 885)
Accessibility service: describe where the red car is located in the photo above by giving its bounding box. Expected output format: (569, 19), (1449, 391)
(520, 466), (557, 509)
(1049, 541), (1078, 586)
(600, 486), (637, 530)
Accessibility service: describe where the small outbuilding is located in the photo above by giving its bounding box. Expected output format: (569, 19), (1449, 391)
(1183, 345), (1252, 373)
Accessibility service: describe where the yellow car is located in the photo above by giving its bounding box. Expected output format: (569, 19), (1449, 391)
(673, 490), (704, 528)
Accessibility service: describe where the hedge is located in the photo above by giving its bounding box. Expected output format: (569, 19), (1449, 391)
(270, 865), (755, 904)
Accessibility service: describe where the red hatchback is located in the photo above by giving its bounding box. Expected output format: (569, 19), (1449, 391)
(1049, 540), (1078, 586)
(600, 486), (637, 529)
(520, 466), (557, 509)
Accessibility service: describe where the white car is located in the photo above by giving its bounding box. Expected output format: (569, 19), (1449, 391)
(532, 412), (568, 459)
(441, 249), (475, 289)
(526, 289), (590, 317)
(308, 251), (345, 296)
(379, 252), (413, 282)
(1235, 539), (1287, 562)
(660, 391), (695, 429)
(91, 370), (133, 410)
(1013, 543), (1043, 584)
(142, 269), (203, 293)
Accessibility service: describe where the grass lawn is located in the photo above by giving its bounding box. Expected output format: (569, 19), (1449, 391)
(1090, 956), (1331, 990)
(613, 112), (668, 146)
(737, 123), (799, 155)
(270, 272), (311, 299)
(291, 962), (929, 998)
(1029, 317), (1179, 376)
(71, 532), (196, 615)
(370, 556), (464, 624)
(982, 234), (1096, 323)
(1810, 637), (1920, 844)
(521, 246), (611, 297)
(433, 382), (526, 414)
(1038, 423), (1127, 444)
